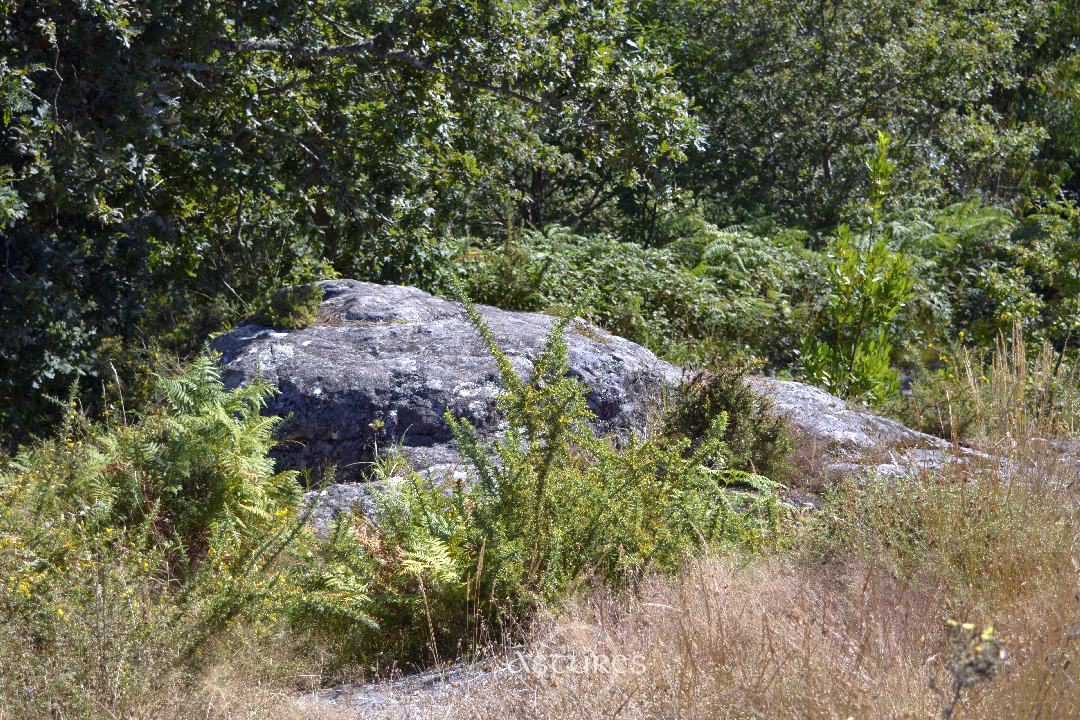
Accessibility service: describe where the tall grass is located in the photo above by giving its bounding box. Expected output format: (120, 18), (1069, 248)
(897, 326), (1080, 446)
(399, 454), (1079, 720)
(335, 388), (1080, 719)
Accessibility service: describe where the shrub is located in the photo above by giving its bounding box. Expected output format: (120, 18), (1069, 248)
(0, 359), (316, 715)
(672, 216), (825, 367)
(449, 217), (824, 367)
(0, 298), (794, 690)
(332, 293), (788, 664)
(946, 199), (1080, 351)
(450, 225), (729, 358)
(802, 226), (914, 405)
(662, 362), (792, 481)
(249, 283), (326, 331)
(878, 199), (1080, 366)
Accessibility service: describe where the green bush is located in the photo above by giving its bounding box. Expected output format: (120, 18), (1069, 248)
(330, 293), (788, 664)
(450, 218), (823, 367)
(868, 199), (1080, 367)
(671, 215), (824, 366)
(802, 227), (914, 405)
(663, 363), (793, 481)
(946, 199), (1080, 351)
(0, 359), (317, 714)
(0, 302), (798, 703)
(450, 225), (728, 356)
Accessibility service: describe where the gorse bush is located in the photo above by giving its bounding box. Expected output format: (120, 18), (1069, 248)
(0, 357), (406, 712)
(0, 294), (796, 710)
(329, 293), (788, 664)
(663, 363), (793, 481)
(423, 442), (1080, 719)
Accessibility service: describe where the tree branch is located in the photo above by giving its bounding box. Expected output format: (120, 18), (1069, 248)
(213, 37), (378, 60)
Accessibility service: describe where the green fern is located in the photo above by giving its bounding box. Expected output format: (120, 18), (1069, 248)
(402, 536), (458, 586)
(0, 353), (332, 711)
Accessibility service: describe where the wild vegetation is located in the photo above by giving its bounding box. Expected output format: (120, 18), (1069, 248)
(3, 0), (1080, 716)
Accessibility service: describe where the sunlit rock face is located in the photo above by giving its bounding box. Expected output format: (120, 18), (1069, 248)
(214, 280), (982, 512)
(213, 280), (680, 482)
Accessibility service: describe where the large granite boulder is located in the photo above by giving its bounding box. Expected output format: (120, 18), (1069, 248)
(213, 280), (975, 494)
(213, 280), (680, 481)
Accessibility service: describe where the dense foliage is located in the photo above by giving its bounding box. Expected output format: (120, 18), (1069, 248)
(3, 0), (1079, 437)
(453, 220), (822, 365)
(0, 360), (314, 714)
(639, 0), (1080, 226)
(0, 0), (697, 441)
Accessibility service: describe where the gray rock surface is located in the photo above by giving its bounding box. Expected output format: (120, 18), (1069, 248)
(213, 280), (680, 482)
(748, 377), (944, 456)
(214, 280), (979, 506)
(302, 657), (510, 718)
(746, 377), (979, 481)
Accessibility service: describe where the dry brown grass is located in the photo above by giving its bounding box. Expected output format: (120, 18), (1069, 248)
(166, 397), (1080, 720)
(337, 443), (1080, 720)
(458, 559), (946, 719)
(427, 558), (1077, 718)
(65, 487), (1075, 719)
(163, 495), (1078, 719)
(126, 349), (1080, 719)
(65, 640), (361, 720)
(143, 681), (355, 720)
(152, 524), (1079, 720)
(898, 327), (1080, 449)
(30, 462), (1076, 719)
